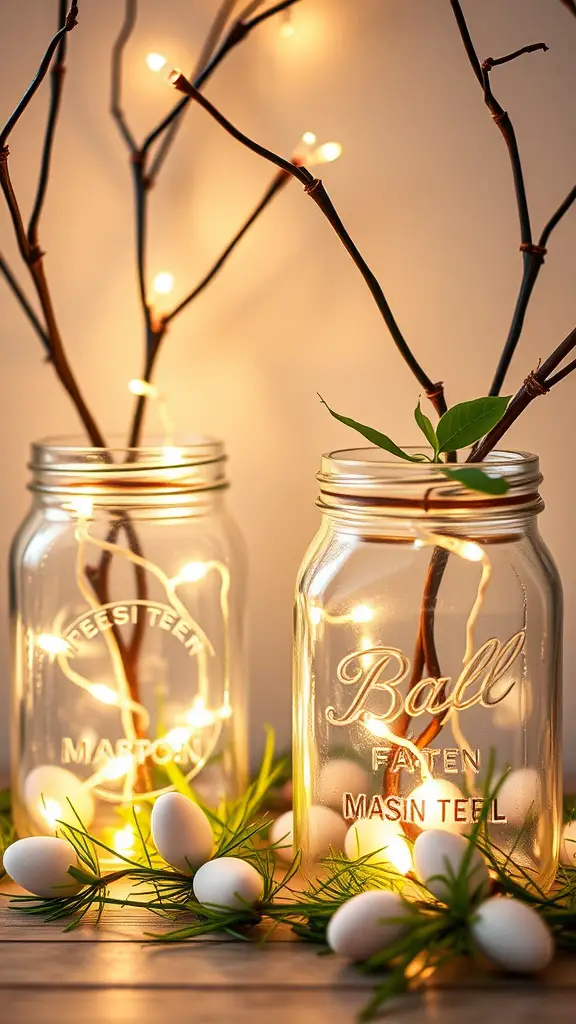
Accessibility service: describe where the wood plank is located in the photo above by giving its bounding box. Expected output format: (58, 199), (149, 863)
(1, 988), (576, 1024)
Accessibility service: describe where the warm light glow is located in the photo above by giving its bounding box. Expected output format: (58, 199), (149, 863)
(101, 755), (133, 782)
(279, 19), (295, 38)
(185, 696), (215, 730)
(310, 606), (323, 625)
(162, 446), (183, 464)
(114, 826), (136, 857)
(164, 726), (190, 749)
(309, 141), (342, 166)
(91, 683), (119, 706)
(37, 633), (69, 656)
(460, 541), (484, 563)
(40, 798), (63, 828)
(146, 52), (167, 72)
(302, 131), (317, 146)
(409, 778), (466, 833)
(178, 561), (208, 583)
(351, 604), (373, 624)
(385, 835), (413, 876)
(64, 496), (93, 519)
(152, 271), (174, 295)
(128, 378), (158, 398)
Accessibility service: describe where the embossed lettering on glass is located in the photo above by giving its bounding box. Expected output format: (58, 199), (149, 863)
(293, 449), (562, 889)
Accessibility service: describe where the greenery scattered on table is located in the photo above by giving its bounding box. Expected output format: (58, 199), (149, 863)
(2, 737), (576, 1022)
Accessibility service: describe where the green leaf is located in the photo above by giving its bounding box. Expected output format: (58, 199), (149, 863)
(441, 467), (509, 496)
(436, 396), (511, 452)
(414, 400), (438, 456)
(319, 396), (424, 463)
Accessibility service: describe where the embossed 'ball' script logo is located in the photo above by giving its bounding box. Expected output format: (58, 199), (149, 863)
(325, 630), (525, 728)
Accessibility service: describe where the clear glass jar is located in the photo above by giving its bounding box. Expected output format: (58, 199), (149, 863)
(293, 448), (562, 890)
(10, 438), (247, 851)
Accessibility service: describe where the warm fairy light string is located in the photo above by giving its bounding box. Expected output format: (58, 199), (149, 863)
(128, 378), (175, 443)
(33, 502), (233, 821)
(362, 712), (431, 781)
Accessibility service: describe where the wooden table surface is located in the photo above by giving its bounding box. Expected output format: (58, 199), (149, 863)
(1, 892), (575, 1023)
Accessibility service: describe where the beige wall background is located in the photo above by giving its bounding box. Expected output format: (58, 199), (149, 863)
(0, 0), (574, 780)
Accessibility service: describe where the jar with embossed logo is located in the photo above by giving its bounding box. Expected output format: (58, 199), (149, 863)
(293, 448), (562, 890)
(10, 438), (247, 851)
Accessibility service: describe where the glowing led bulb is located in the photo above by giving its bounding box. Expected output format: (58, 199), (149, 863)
(42, 798), (64, 828)
(302, 131), (317, 146)
(101, 755), (133, 782)
(152, 271), (174, 295)
(164, 725), (190, 749)
(114, 826), (136, 857)
(185, 697), (215, 730)
(409, 778), (467, 833)
(91, 683), (119, 706)
(63, 496), (93, 519)
(37, 634), (69, 656)
(316, 141), (342, 163)
(460, 541), (484, 563)
(351, 604), (373, 624)
(385, 835), (413, 876)
(279, 19), (295, 38)
(178, 561), (208, 583)
(310, 606), (323, 625)
(146, 53), (167, 72)
(128, 378), (158, 398)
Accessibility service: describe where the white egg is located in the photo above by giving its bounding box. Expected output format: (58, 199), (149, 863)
(3, 836), (82, 899)
(561, 819), (576, 866)
(151, 792), (213, 872)
(319, 759), (369, 810)
(471, 896), (554, 973)
(344, 817), (401, 860)
(409, 778), (467, 833)
(270, 806), (347, 862)
(414, 829), (490, 903)
(497, 769), (541, 827)
(345, 818), (412, 875)
(327, 890), (410, 961)
(24, 765), (95, 834)
(192, 856), (263, 910)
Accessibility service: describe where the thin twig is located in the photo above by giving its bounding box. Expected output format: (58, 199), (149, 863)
(110, 0), (138, 153)
(147, 0), (239, 182)
(0, 253), (50, 352)
(472, 325), (576, 460)
(483, 43), (548, 69)
(450, 1), (575, 399)
(163, 168), (291, 324)
(168, 72), (447, 414)
(27, 0), (69, 247)
(559, 0), (576, 16)
(0, 1), (78, 149)
(141, 0), (303, 160)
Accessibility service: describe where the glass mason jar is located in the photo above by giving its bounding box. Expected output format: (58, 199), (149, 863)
(10, 438), (247, 851)
(293, 448), (562, 890)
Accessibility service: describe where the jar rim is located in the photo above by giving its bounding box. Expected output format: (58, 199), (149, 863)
(317, 447), (543, 523)
(28, 435), (228, 500)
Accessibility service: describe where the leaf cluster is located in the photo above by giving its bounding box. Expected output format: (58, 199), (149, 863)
(319, 394), (511, 495)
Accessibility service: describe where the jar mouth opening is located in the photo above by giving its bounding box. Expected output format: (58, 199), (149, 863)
(31, 435), (224, 469)
(318, 448), (542, 522)
(322, 447), (538, 471)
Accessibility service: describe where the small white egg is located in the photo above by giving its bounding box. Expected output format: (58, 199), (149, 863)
(561, 819), (576, 866)
(24, 765), (95, 834)
(3, 836), (82, 899)
(270, 806), (347, 862)
(409, 778), (467, 833)
(327, 890), (411, 961)
(192, 856), (263, 910)
(319, 759), (369, 810)
(151, 792), (213, 872)
(414, 829), (490, 903)
(344, 817), (402, 861)
(497, 769), (541, 827)
(471, 896), (554, 973)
